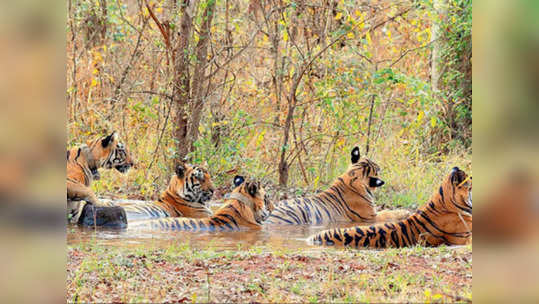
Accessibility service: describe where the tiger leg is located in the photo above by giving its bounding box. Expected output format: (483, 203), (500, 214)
(374, 209), (411, 223)
(67, 200), (86, 224)
(67, 180), (103, 206)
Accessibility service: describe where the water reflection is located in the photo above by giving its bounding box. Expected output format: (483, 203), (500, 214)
(67, 222), (367, 250)
(69, 199), (372, 250)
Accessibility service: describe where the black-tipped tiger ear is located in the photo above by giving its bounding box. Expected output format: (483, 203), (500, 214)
(247, 182), (258, 197)
(175, 163), (186, 178)
(101, 131), (117, 148)
(450, 167), (466, 186)
(369, 177), (385, 188)
(234, 175), (245, 187)
(351, 146), (361, 164)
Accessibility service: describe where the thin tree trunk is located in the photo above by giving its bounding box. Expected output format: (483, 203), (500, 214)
(431, 0), (446, 92)
(69, 0), (78, 122)
(173, 0), (198, 163)
(188, 0), (216, 151)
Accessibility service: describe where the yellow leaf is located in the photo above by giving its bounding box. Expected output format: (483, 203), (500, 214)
(347, 31), (355, 39)
(92, 68), (98, 75)
(417, 111), (424, 122)
(313, 175), (320, 188)
(283, 31), (289, 42)
(354, 10), (361, 17)
(366, 32), (372, 45)
(431, 117), (437, 127)
(90, 78), (97, 87)
(387, 30), (392, 39)
(336, 138), (345, 148)
(335, 12), (342, 20)
(256, 130), (266, 146)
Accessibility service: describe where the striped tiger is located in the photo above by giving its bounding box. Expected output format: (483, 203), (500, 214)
(128, 176), (273, 231)
(114, 162), (215, 221)
(308, 167), (472, 248)
(67, 131), (134, 223)
(265, 146), (409, 226)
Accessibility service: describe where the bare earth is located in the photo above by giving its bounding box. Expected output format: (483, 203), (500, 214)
(67, 243), (472, 303)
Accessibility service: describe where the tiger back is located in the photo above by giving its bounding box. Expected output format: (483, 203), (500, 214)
(308, 167), (472, 248)
(128, 176), (273, 231)
(116, 162), (215, 221)
(266, 146), (409, 226)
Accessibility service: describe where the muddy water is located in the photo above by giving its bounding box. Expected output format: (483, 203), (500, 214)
(67, 200), (363, 250)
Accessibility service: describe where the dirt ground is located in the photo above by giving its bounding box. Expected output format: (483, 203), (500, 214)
(67, 242), (472, 303)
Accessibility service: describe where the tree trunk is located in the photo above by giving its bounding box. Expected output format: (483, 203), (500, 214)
(430, 0), (446, 92)
(278, 72), (301, 186)
(173, 0), (198, 163)
(188, 0), (216, 151)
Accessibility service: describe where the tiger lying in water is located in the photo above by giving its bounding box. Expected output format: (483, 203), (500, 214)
(67, 131), (133, 224)
(308, 167), (472, 248)
(110, 162), (215, 221)
(265, 146), (409, 226)
(129, 176), (273, 231)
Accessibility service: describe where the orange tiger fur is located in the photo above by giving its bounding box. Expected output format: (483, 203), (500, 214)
(67, 132), (134, 222)
(308, 167), (472, 248)
(114, 162), (215, 221)
(129, 176), (273, 231)
(266, 146), (409, 225)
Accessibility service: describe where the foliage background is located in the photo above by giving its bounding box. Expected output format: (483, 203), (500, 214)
(66, 0), (471, 207)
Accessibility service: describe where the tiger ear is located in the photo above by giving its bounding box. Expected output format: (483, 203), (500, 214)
(233, 175), (245, 187)
(450, 167), (468, 186)
(351, 146), (361, 164)
(247, 182), (258, 197)
(101, 131), (117, 148)
(369, 177), (385, 188)
(175, 163), (186, 178)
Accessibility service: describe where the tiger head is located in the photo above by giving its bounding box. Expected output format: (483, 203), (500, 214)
(231, 175), (274, 225)
(88, 131), (134, 174)
(434, 167), (472, 215)
(341, 146), (385, 195)
(168, 161), (215, 204)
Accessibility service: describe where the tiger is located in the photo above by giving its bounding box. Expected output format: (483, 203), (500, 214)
(265, 146), (409, 226)
(67, 131), (134, 223)
(112, 162), (215, 221)
(307, 167), (472, 248)
(128, 175), (273, 231)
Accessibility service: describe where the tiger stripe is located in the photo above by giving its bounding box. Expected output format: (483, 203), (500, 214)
(112, 163), (215, 221)
(266, 147), (409, 226)
(129, 176), (273, 232)
(308, 167), (472, 248)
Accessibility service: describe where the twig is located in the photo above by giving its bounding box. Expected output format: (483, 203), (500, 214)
(365, 92), (376, 155)
(147, 94), (173, 172)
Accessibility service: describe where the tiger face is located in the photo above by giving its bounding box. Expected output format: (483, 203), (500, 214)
(440, 167), (472, 215)
(88, 131), (134, 173)
(342, 146), (384, 194)
(233, 176), (274, 224)
(170, 162), (215, 204)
